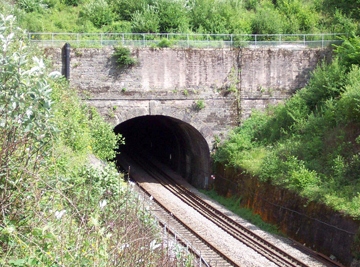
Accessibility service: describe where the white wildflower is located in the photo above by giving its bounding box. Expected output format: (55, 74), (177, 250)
(48, 71), (62, 78)
(120, 243), (129, 251)
(149, 239), (161, 251)
(99, 199), (107, 209)
(54, 210), (66, 220)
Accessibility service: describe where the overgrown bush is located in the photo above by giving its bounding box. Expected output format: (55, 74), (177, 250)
(214, 36), (360, 217)
(0, 14), (192, 266)
(157, 38), (173, 48)
(337, 65), (360, 122)
(335, 35), (360, 70)
(131, 4), (160, 33)
(157, 0), (189, 32)
(113, 46), (137, 67)
(251, 7), (284, 34)
(79, 0), (115, 28)
(7, 0), (360, 36)
(0, 14), (55, 222)
(276, 0), (319, 33)
(17, 0), (46, 13)
(299, 59), (347, 112)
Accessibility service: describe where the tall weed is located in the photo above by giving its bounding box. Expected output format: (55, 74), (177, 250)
(299, 59), (347, 112)
(337, 65), (360, 122)
(0, 14), (189, 266)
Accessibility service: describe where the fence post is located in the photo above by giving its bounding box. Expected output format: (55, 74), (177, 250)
(187, 34), (189, 48)
(304, 34), (306, 46)
(255, 34), (257, 46)
(231, 34), (233, 47)
(61, 43), (70, 80)
(322, 34), (324, 48)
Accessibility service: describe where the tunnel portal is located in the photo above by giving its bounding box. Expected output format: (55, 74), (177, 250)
(114, 115), (210, 188)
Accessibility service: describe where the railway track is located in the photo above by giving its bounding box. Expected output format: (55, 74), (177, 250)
(118, 152), (342, 267)
(134, 181), (235, 267)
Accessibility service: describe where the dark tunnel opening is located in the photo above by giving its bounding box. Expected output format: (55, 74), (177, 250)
(114, 115), (210, 188)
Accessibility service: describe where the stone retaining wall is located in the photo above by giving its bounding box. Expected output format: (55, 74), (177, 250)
(214, 164), (360, 267)
(45, 46), (331, 146)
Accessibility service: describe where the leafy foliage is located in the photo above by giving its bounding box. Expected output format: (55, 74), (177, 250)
(335, 35), (360, 70)
(156, 38), (173, 47)
(299, 58), (347, 112)
(157, 0), (189, 33)
(2, 0), (358, 34)
(79, 0), (115, 28)
(322, 0), (360, 20)
(0, 14), (193, 267)
(113, 46), (137, 67)
(131, 4), (160, 33)
(0, 14), (55, 218)
(251, 6), (284, 34)
(215, 36), (360, 218)
(194, 99), (205, 111)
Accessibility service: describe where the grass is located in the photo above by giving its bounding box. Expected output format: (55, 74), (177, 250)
(199, 189), (280, 235)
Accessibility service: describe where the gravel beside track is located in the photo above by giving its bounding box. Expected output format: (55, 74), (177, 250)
(120, 154), (327, 267)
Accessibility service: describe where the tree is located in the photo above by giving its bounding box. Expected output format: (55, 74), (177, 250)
(79, 0), (115, 28)
(323, 0), (360, 20)
(156, 0), (190, 33)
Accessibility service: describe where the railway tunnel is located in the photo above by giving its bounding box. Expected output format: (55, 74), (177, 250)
(114, 115), (211, 189)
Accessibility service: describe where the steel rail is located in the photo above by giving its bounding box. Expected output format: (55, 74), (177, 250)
(132, 154), (308, 267)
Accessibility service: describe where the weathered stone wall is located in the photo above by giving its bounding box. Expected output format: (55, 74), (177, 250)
(239, 48), (330, 119)
(214, 164), (360, 267)
(45, 46), (330, 147)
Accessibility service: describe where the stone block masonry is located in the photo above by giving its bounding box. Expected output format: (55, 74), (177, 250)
(45, 46), (331, 147)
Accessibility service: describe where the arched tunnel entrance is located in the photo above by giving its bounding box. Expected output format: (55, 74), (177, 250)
(114, 115), (210, 188)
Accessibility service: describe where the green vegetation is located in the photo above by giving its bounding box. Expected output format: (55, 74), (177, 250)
(0, 0), (359, 35)
(0, 14), (190, 266)
(113, 45), (137, 67)
(156, 38), (173, 48)
(194, 99), (206, 111)
(1, 0), (360, 262)
(214, 35), (360, 218)
(200, 189), (280, 234)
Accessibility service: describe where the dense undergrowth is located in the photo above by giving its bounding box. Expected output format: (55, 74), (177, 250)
(0, 15), (192, 266)
(0, 0), (359, 35)
(214, 35), (360, 218)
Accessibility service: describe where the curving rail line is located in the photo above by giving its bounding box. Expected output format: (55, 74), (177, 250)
(119, 151), (343, 267)
(129, 153), (309, 267)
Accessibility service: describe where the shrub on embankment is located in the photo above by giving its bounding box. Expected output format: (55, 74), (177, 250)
(0, 14), (189, 266)
(213, 35), (360, 262)
(214, 35), (360, 219)
(1, 0), (359, 35)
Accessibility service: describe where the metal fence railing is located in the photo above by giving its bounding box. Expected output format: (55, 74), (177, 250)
(28, 32), (344, 48)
